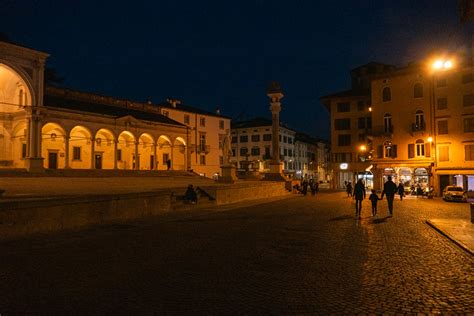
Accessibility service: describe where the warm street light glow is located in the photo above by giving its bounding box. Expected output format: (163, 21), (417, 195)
(427, 136), (433, 142)
(432, 58), (454, 71)
(368, 107), (372, 112)
(359, 145), (367, 151)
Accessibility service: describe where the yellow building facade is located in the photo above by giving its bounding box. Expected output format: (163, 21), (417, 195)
(0, 41), (230, 178)
(370, 58), (474, 195)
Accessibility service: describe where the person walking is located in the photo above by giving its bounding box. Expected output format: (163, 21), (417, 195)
(381, 175), (397, 217)
(369, 189), (381, 217)
(353, 179), (366, 219)
(346, 181), (353, 197)
(397, 183), (405, 201)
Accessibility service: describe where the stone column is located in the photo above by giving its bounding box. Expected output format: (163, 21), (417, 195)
(90, 137), (95, 169)
(113, 140), (118, 169)
(134, 141), (139, 170)
(64, 136), (70, 168)
(153, 142), (157, 170)
(263, 81), (285, 181)
(170, 145), (174, 170)
(25, 108), (44, 172)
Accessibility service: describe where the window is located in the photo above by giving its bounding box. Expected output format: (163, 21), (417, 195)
(357, 100), (365, 111)
(279, 135), (282, 141)
(200, 155), (206, 165)
(162, 153), (169, 165)
(283, 148), (288, 156)
(240, 147), (248, 156)
(436, 78), (447, 87)
(359, 134), (366, 142)
(117, 149), (122, 161)
(239, 135), (248, 143)
(21, 143), (27, 158)
(199, 133), (206, 148)
(219, 120), (224, 129)
(283, 136), (287, 143)
(383, 142), (397, 158)
(415, 139), (425, 157)
(439, 146), (449, 162)
(184, 114), (190, 124)
(414, 83), (423, 98)
(462, 73), (473, 84)
(463, 94), (474, 107)
(465, 145), (474, 161)
(264, 147), (270, 158)
(288, 137), (293, 144)
(251, 134), (260, 142)
(382, 87), (391, 102)
(464, 118), (474, 132)
(288, 149), (293, 157)
(415, 110), (425, 129)
(231, 136), (237, 143)
(366, 117), (372, 129)
(338, 134), (351, 146)
(337, 102), (350, 112)
(437, 120), (448, 135)
(73, 146), (81, 160)
(251, 147), (260, 156)
(358, 117), (366, 129)
(334, 118), (351, 130)
(384, 114), (392, 133)
(232, 148), (236, 157)
(200, 117), (206, 127)
(437, 97), (448, 110)
(263, 134), (272, 141)
(162, 110), (169, 117)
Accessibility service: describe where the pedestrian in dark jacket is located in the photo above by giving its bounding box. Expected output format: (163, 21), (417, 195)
(346, 182), (353, 197)
(184, 184), (197, 204)
(369, 189), (381, 216)
(397, 183), (404, 201)
(353, 179), (366, 219)
(381, 176), (397, 216)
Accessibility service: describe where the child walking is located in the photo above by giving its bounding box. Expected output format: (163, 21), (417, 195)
(369, 189), (381, 217)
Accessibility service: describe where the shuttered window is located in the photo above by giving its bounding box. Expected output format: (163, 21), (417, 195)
(439, 146), (449, 162)
(408, 144), (415, 158)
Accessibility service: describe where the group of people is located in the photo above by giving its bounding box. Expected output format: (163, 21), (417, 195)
(346, 175), (399, 219)
(294, 178), (320, 196)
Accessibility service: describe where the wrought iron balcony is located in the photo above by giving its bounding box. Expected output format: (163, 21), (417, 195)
(196, 144), (211, 154)
(411, 122), (426, 132)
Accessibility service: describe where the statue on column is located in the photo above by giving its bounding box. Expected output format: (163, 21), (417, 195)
(222, 133), (232, 165)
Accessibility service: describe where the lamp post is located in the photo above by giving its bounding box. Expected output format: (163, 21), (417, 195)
(429, 58), (454, 195)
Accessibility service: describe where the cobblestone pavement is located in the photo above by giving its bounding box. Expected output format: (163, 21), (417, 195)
(0, 192), (472, 314)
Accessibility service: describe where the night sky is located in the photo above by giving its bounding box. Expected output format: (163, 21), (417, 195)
(1, 0), (471, 139)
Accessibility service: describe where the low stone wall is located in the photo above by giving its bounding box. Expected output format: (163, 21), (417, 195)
(202, 181), (291, 205)
(0, 181), (290, 240)
(0, 191), (172, 240)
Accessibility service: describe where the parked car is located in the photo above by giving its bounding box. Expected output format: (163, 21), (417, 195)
(442, 186), (467, 202)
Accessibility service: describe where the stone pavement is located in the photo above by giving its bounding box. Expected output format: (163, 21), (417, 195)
(427, 218), (474, 255)
(0, 191), (472, 314)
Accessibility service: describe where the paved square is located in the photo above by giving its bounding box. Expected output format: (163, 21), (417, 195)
(0, 191), (472, 314)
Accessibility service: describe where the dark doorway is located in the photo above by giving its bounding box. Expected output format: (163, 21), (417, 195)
(48, 152), (58, 169)
(150, 155), (154, 170)
(95, 153), (102, 169)
(439, 175), (450, 193)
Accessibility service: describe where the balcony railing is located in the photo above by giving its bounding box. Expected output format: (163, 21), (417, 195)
(196, 144), (211, 154)
(370, 125), (394, 137)
(411, 122), (426, 132)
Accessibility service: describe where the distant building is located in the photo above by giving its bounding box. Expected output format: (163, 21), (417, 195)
(320, 62), (395, 189)
(230, 117), (329, 180)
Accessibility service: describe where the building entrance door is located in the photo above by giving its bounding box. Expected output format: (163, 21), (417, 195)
(95, 153), (103, 169)
(48, 152), (58, 169)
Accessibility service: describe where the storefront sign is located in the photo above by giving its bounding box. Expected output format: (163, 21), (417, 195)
(340, 163), (348, 170)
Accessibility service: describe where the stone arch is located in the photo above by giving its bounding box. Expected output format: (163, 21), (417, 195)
(172, 137), (186, 170)
(138, 133), (155, 170)
(42, 122), (67, 169)
(157, 135), (172, 170)
(69, 125), (93, 169)
(11, 121), (27, 168)
(94, 128), (115, 169)
(117, 131), (136, 170)
(0, 63), (35, 112)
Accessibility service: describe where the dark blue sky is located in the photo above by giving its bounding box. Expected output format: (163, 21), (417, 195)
(1, 0), (471, 139)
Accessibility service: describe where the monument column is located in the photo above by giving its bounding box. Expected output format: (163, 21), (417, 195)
(264, 81), (285, 181)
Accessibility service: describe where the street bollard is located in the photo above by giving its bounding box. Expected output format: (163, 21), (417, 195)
(471, 203), (474, 224)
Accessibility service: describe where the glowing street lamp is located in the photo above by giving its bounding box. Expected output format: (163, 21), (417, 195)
(427, 136), (433, 143)
(432, 58), (454, 71)
(359, 145), (367, 152)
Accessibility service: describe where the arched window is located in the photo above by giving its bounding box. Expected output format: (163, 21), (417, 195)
(414, 83), (423, 98)
(415, 139), (425, 156)
(415, 110), (425, 129)
(382, 87), (391, 102)
(384, 113), (392, 133)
